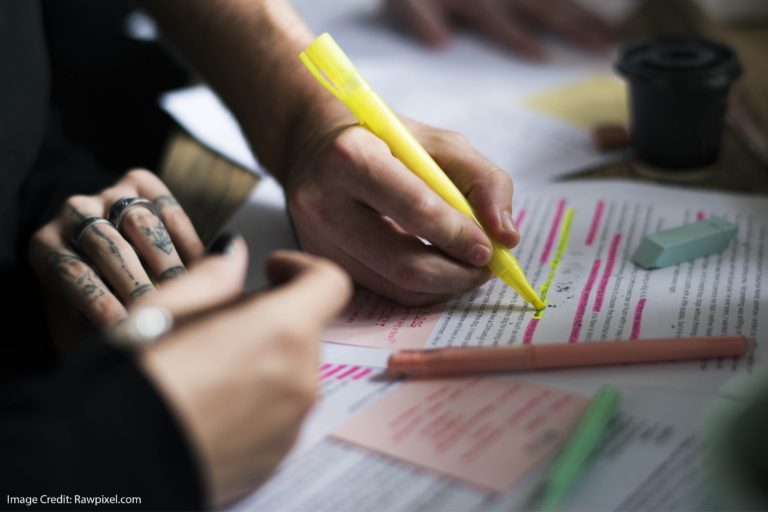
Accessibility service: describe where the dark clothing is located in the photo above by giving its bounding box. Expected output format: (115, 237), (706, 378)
(0, 1), (204, 508)
(0, 341), (203, 511)
(41, 0), (188, 173)
(0, 0), (49, 269)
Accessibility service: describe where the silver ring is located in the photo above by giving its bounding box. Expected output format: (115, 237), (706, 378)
(108, 197), (160, 232)
(109, 306), (174, 349)
(73, 217), (113, 247)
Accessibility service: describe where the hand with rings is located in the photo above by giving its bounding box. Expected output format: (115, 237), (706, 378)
(29, 169), (205, 331)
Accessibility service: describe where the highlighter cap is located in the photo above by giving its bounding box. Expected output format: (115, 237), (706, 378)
(299, 33), (370, 123)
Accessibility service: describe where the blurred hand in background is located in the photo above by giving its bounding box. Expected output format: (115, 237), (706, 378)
(385, 0), (617, 59)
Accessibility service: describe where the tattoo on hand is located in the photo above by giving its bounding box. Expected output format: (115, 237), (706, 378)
(45, 252), (105, 303)
(46, 251), (82, 267)
(91, 225), (137, 282)
(154, 195), (179, 210)
(76, 271), (106, 303)
(140, 219), (174, 255)
(130, 283), (154, 299)
(46, 251), (86, 281)
(159, 265), (186, 281)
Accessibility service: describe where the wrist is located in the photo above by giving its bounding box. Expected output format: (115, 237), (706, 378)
(264, 88), (357, 185)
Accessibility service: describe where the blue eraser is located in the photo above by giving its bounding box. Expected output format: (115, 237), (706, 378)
(632, 216), (738, 269)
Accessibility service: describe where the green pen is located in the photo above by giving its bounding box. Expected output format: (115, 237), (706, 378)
(533, 385), (622, 512)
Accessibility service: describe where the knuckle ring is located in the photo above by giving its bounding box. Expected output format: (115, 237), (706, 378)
(108, 306), (174, 349)
(73, 216), (113, 248)
(108, 197), (160, 232)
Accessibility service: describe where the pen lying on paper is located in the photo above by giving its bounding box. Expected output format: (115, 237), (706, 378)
(387, 335), (749, 377)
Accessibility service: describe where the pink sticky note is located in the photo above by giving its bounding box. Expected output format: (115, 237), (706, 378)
(324, 289), (444, 349)
(333, 378), (588, 492)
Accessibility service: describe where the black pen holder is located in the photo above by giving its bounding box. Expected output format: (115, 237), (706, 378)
(617, 37), (742, 170)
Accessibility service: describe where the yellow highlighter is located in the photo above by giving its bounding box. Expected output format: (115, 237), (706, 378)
(299, 33), (544, 310)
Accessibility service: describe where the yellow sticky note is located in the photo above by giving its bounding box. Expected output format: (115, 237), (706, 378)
(522, 75), (628, 130)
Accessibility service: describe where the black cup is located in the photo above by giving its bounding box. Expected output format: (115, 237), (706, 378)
(617, 37), (742, 170)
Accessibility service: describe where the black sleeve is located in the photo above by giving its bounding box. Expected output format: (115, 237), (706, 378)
(0, 341), (206, 511)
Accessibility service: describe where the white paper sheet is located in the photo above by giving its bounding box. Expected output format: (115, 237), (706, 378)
(222, 177), (766, 510)
(229, 383), (718, 512)
(321, 181), (766, 395)
(224, 177), (767, 386)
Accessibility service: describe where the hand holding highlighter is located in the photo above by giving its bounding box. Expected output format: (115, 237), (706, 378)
(299, 33), (544, 310)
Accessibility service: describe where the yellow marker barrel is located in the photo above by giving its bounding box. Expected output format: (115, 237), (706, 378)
(300, 34), (544, 310)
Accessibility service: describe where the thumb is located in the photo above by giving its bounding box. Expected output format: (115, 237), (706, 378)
(265, 250), (353, 323)
(412, 123), (520, 248)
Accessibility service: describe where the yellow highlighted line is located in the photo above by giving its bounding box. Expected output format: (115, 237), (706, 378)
(534, 208), (575, 319)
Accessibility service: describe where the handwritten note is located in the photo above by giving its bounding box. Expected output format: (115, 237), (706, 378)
(333, 378), (588, 492)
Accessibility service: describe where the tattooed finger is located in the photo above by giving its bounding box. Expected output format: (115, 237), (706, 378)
(139, 218), (174, 256)
(126, 172), (204, 262)
(45, 251), (127, 327)
(118, 206), (188, 283)
(75, 221), (157, 303)
(151, 195), (205, 263)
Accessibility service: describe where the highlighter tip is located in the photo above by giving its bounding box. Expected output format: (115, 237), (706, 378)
(495, 269), (545, 311)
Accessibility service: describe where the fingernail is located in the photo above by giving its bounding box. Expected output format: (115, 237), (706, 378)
(469, 243), (492, 266)
(503, 214), (519, 237)
(208, 232), (239, 255)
